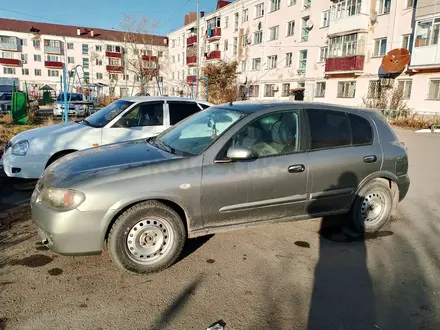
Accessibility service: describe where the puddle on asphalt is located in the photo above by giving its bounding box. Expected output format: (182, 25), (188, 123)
(319, 226), (394, 243)
(294, 241), (311, 248)
(9, 254), (53, 267)
(48, 268), (63, 276)
(206, 259), (215, 264)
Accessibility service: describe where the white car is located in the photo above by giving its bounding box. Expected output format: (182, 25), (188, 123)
(53, 92), (89, 116)
(2, 96), (211, 179)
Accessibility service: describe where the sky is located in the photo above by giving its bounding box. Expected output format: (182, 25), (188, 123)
(0, 0), (219, 36)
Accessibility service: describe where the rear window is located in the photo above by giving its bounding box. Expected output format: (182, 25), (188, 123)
(349, 113), (373, 145)
(168, 101), (201, 125)
(199, 103), (210, 109)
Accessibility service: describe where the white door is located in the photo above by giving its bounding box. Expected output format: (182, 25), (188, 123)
(101, 101), (166, 145)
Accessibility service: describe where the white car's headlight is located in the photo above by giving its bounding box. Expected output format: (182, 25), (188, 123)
(11, 140), (29, 156)
(38, 188), (85, 211)
(77, 105), (86, 110)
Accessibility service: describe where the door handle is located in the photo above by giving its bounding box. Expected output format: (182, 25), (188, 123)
(363, 155), (377, 163)
(288, 164), (305, 173)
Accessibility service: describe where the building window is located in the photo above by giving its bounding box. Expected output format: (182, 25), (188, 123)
(377, 0), (391, 15)
(264, 84), (276, 97)
(1, 51), (14, 59)
(82, 44), (88, 55)
(44, 39), (60, 48)
(84, 72), (90, 81)
(224, 39), (229, 51)
(106, 45), (122, 53)
(35, 69), (41, 76)
(3, 67), (15, 75)
(254, 30), (263, 44)
(373, 38), (387, 57)
(428, 79), (440, 100)
(401, 34), (411, 50)
(33, 39), (40, 48)
(21, 68), (29, 75)
(270, 0), (281, 12)
(172, 55), (175, 63)
(20, 39), (27, 46)
(298, 50), (307, 72)
(83, 58), (89, 68)
(267, 55), (278, 69)
(319, 47), (328, 62)
(241, 35), (248, 47)
(398, 80), (412, 100)
(233, 37), (238, 55)
(337, 81), (356, 98)
(415, 19), (440, 47)
(268, 26), (279, 41)
(241, 60), (246, 72)
(95, 45), (102, 52)
(47, 55), (59, 62)
(67, 42), (74, 50)
(96, 72), (103, 79)
(252, 58), (262, 70)
(177, 54), (180, 63)
(286, 52), (293, 67)
(34, 54), (41, 62)
(234, 13), (239, 31)
(329, 33), (360, 57)
(255, 3), (265, 18)
(20, 54), (28, 63)
(303, 0), (311, 8)
(109, 58), (120, 66)
(368, 80), (381, 98)
(287, 21), (295, 36)
(158, 51), (163, 57)
(321, 11), (330, 28)
(68, 56), (75, 64)
(331, 0), (362, 20)
(406, 0), (414, 8)
(301, 16), (310, 41)
(48, 69), (59, 77)
(225, 16), (229, 28)
(242, 9), (249, 22)
(315, 82), (326, 97)
(282, 83), (290, 97)
(289, 0), (297, 5)
(96, 58), (103, 65)
(249, 85), (260, 97)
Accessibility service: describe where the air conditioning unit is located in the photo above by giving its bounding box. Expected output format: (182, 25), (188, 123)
(304, 3), (311, 9)
(380, 78), (390, 86)
(247, 37), (252, 45)
(21, 60), (27, 64)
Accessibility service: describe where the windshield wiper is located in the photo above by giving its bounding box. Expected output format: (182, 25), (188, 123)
(154, 139), (175, 154)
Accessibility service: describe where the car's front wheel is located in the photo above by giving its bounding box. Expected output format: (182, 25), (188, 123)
(350, 179), (394, 233)
(107, 201), (186, 274)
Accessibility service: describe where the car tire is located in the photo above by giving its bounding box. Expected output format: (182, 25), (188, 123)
(350, 179), (393, 233)
(107, 201), (186, 274)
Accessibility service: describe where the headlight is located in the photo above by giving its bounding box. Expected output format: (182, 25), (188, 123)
(11, 140), (29, 156)
(77, 105), (85, 110)
(37, 188), (85, 211)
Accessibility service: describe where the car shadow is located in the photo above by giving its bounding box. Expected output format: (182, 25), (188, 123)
(177, 234), (214, 263)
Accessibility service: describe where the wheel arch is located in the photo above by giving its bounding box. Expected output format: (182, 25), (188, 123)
(45, 149), (78, 168)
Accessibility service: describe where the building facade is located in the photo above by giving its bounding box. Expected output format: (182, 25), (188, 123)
(168, 0), (440, 113)
(0, 18), (169, 99)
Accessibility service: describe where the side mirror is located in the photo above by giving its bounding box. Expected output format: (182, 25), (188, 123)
(226, 146), (252, 161)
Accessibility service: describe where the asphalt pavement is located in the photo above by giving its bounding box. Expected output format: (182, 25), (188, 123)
(1, 128), (439, 330)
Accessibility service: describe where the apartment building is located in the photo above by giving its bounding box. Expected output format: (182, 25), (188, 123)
(168, 0), (440, 113)
(0, 18), (168, 98)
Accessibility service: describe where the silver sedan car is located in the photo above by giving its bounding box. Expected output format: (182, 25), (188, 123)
(31, 101), (410, 274)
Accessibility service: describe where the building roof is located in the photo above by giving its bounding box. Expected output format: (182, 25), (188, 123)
(0, 18), (168, 46)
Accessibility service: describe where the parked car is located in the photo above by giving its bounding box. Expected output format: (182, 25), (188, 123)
(2, 96), (211, 179)
(31, 101), (409, 274)
(0, 92), (39, 115)
(53, 93), (90, 117)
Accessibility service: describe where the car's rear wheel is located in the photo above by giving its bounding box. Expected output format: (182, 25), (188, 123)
(350, 179), (393, 233)
(107, 201), (186, 274)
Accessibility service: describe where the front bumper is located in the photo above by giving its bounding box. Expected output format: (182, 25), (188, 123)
(31, 197), (107, 255)
(2, 152), (48, 179)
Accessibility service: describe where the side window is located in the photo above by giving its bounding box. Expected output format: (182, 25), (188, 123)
(349, 113), (373, 145)
(168, 101), (201, 125)
(228, 111), (301, 158)
(307, 109), (351, 150)
(199, 103), (210, 109)
(115, 102), (164, 127)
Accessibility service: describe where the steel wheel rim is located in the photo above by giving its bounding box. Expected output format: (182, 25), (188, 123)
(361, 191), (387, 225)
(126, 217), (174, 265)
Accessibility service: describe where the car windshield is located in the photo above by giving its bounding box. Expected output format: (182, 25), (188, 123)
(153, 106), (247, 156)
(57, 93), (83, 102)
(0, 94), (11, 101)
(83, 99), (134, 128)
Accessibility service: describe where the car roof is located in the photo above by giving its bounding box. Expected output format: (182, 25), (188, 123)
(214, 100), (378, 115)
(122, 96), (212, 105)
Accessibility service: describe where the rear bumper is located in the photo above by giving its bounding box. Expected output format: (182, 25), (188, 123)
(397, 174), (410, 202)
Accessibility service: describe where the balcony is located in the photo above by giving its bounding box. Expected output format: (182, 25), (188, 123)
(187, 56), (197, 66)
(328, 14), (370, 37)
(106, 51), (122, 58)
(206, 50), (221, 61)
(325, 55), (365, 74)
(143, 68), (159, 78)
(142, 55), (157, 61)
(45, 61), (63, 69)
(207, 28), (221, 41)
(187, 75), (197, 84)
(44, 44), (62, 54)
(0, 58), (20, 66)
(0, 37), (19, 51)
(106, 65), (124, 72)
(187, 35), (197, 46)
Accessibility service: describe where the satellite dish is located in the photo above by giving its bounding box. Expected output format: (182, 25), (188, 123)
(306, 19), (314, 29)
(258, 21), (262, 30)
(381, 48), (411, 73)
(371, 10), (378, 23)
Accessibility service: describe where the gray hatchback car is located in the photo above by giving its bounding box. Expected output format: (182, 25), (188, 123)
(31, 101), (409, 274)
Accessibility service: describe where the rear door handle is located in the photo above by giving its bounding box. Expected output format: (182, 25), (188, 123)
(288, 164), (305, 173)
(363, 155), (377, 163)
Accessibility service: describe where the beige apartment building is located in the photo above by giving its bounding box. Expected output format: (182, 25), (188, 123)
(168, 0), (440, 113)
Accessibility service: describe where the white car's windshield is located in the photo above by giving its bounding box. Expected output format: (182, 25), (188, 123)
(153, 106), (247, 156)
(83, 100), (134, 128)
(57, 93), (83, 102)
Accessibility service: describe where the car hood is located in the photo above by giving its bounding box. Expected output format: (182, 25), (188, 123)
(10, 122), (92, 144)
(42, 140), (182, 188)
